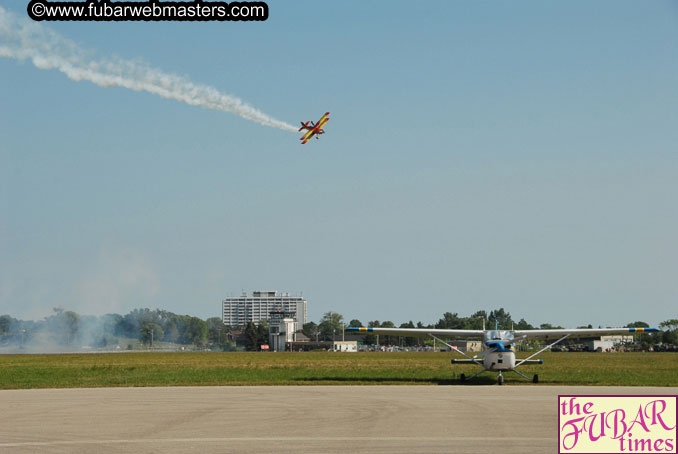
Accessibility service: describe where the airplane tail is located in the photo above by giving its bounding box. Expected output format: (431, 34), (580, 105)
(298, 121), (310, 132)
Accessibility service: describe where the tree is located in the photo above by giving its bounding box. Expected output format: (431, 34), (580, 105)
(245, 322), (259, 350)
(45, 308), (80, 345)
(435, 312), (465, 330)
(319, 311), (344, 341)
(63, 310), (80, 344)
(660, 319), (678, 345)
(464, 310), (489, 329)
(659, 319), (678, 331)
(626, 321), (649, 328)
(468, 310), (488, 329)
(164, 317), (182, 343)
(348, 319), (363, 328)
(0, 315), (15, 336)
(206, 317), (225, 345)
(539, 323), (563, 330)
(101, 314), (123, 337)
(184, 317), (208, 346)
(257, 319), (269, 346)
(471, 310), (487, 320)
(119, 308), (156, 338)
(240, 320), (269, 350)
(662, 330), (678, 346)
(515, 318), (534, 330)
(140, 322), (163, 347)
(302, 322), (319, 341)
(488, 308), (513, 330)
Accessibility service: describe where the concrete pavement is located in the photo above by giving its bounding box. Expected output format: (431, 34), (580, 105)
(1, 386), (674, 453)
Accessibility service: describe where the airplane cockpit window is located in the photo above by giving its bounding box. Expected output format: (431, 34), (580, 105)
(483, 331), (514, 342)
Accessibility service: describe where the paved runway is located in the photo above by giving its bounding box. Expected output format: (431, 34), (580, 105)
(0, 386), (674, 453)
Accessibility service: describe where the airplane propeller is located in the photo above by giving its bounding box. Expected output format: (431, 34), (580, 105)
(473, 339), (513, 359)
(473, 348), (497, 359)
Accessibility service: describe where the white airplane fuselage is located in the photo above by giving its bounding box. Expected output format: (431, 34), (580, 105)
(481, 330), (517, 371)
(484, 350), (516, 371)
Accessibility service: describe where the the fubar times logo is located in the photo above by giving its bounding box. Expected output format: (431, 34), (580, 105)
(559, 395), (677, 453)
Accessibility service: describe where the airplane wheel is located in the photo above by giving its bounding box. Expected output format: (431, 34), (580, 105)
(497, 375), (504, 386)
(460, 374), (466, 382)
(532, 374), (539, 384)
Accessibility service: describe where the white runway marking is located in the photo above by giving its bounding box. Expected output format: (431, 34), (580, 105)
(0, 436), (553, 447)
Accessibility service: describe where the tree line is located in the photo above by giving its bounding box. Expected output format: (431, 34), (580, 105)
(1, 307), (676, 351)
(0, 308), (228, 350)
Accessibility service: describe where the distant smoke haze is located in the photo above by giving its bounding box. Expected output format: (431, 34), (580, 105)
(0, 6), (297, 131)
(74, 247), (161, 317)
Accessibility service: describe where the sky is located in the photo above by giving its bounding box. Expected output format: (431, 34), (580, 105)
(1, 1), (677, 328)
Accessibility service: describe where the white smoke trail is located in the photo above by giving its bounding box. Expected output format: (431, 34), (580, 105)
(0, 7), (297, 132)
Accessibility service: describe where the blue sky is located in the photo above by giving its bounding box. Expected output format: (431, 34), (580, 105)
(1, 0), (677, 327)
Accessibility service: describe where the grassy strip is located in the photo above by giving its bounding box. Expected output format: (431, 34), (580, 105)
(0, 352), (676, 389)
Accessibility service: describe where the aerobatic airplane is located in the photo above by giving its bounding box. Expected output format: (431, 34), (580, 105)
(346, 324), (659, 385)
(299, 112), (329, 144)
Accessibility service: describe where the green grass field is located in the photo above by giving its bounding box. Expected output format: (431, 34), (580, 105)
(0, 351), (676, 389)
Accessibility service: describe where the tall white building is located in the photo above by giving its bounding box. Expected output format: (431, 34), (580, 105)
(222, 291), (307, 331)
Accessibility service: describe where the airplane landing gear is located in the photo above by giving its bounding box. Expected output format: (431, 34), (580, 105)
(497, 372), (504, 385)
(532, 374), (539, 384)
(460, 373), (466, 382)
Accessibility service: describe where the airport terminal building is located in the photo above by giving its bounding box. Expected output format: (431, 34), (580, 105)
(222, 291), (307, 331)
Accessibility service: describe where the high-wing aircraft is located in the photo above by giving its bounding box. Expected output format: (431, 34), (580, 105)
(346, 325), (659, 385)
(299, 112), (329, 144)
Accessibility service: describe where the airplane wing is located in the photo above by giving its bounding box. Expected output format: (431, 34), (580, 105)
(316, 112), (329, 125)
(346, 327), (484, 338)
(301, 130), (318, 144)
(514, 327), (659, 339)
(348, 326), (660, 340)
(300, 129), (316, 143)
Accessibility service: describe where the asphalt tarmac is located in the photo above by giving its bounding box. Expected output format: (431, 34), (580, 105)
(0, 386), (674, 453)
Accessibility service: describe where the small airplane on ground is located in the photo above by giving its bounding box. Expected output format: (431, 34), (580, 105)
(299, 112), (329, 144)
(346, 324), (659, 385)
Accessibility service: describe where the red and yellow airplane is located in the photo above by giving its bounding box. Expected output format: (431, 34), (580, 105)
(299, 112), (329, 144)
